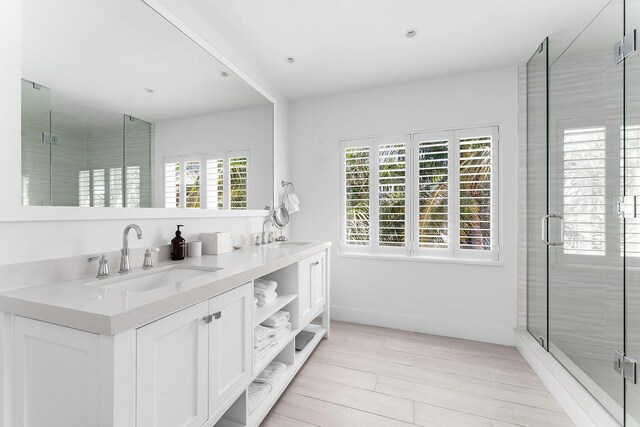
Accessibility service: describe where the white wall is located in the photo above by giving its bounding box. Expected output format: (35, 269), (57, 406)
(0, 0), (288, 267)
(154, 104), (273, 210)
(290, 67), (519, 345)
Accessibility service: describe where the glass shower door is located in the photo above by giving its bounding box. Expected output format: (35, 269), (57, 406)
(625, 0), (640, 424)
(548, 0), (625, 422)
(527, 39), (549, 349)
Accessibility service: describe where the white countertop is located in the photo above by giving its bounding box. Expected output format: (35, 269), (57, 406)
(0, 241), (330, 335)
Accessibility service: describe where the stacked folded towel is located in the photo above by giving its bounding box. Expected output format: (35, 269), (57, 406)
(260, 310), (292, 343)
(261, 310), (290, 327)
(273, 322), (291, 341)
(254, 278), (278, 307)
(254, 325), (277, 364)
(247, 362), (288, 414)
(247, 382), (271, 414)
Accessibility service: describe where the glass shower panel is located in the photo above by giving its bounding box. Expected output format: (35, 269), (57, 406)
(625, 0), (640, 423)
(548, 0), (625, 421)
(527, 39), (549, 349)
(20, 80), (51, 206)
(124, 115), (152, 208)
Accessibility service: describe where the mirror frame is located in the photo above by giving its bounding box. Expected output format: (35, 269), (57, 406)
(1, 0), (275, 222)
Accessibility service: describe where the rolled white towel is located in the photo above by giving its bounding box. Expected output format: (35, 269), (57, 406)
(261, 310), (290, 328)
(254, 325), (276, 347)
(247, 382), (271, 414)
(254, 362), (287, 388)
(254, 278), (278, 293)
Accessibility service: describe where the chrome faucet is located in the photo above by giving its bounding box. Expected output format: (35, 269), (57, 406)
(88, 255), (110, 279)
(262, 218), (274, 244)
(119, 224), (143, 273)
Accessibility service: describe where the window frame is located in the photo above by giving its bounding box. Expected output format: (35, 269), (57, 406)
(340, 126), (500, 262)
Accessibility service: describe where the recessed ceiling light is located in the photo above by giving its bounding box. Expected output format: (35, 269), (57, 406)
(284, 56), (296, 64)
(143, 87), (154, 93)
(405, 28), (418, 38)
(219, 71), (229, 78)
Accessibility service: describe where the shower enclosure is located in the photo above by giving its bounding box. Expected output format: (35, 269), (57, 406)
(526, 0), (640, 423)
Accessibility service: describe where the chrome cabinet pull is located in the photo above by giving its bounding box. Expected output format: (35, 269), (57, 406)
(311, 260), (320, 266)
(541, 214), (564, 246)
(203, 312), (222, 323)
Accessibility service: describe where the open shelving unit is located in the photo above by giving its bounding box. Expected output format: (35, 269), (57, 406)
(214, 254), (329, 427)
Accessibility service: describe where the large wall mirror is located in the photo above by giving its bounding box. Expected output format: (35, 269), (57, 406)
(21, 0), (274, 211)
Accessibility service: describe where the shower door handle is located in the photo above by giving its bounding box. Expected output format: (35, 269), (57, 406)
(542, 215), (564, 246)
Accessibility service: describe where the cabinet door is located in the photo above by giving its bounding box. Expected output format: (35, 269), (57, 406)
(14, 316), (101, 427)
(299, 252), (327, 324)
(208, 282), (252, 419)
(137, 301), (208, 427)
(310, 252), (326, 310)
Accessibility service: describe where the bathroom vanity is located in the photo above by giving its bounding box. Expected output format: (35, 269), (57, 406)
(0, 241), (330, 427)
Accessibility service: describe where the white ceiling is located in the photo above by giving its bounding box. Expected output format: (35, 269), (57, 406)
(22, 0), (270, 125)
(157, 0), (611, 100)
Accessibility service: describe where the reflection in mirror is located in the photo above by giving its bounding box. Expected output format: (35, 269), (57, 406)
(21, 0), (273, 210)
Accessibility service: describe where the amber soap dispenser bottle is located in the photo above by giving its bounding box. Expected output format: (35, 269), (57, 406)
(171, 225), (186, 260)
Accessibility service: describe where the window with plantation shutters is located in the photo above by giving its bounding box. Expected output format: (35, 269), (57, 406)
(163, 150), (250, 210)
(344, 144), (371, 246)
(378, 143), (407, 247)
(229, 156), (248, 210)
(416, 133), (450, 252)
(206, 159), (224, 209)
(341, 126), (499, 261)
(458, 131), (495, 255)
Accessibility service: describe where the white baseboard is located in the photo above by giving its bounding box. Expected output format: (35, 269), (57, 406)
(514, 328), (619, 427)
(330, 305), (515, 346)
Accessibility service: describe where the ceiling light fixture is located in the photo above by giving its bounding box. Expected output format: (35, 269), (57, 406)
(142, 87), (154, 93)
(284, 56), (295, 64)
(219, 71), (229, 78)
(405, 28), (418, 38)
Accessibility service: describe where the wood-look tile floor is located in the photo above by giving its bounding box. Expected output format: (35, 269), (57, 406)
(261, 321), (573, 427)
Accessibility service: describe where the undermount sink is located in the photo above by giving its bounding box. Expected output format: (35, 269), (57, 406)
(86, 266), (221, 293)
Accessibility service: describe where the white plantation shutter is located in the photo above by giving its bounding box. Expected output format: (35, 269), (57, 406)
(164, 161), (180, 208)
(206, 158), (224, 209)
(126, 166), (141, 208)
(184, 160), (201, 208)
(343, 142), (371, 247)
(79, 170), (90, 207)
(378, 142), (407, 248)
(92, 169), (105, 207)
(563, 127), (606, 256)
(109, 168), (123, 208)
(229, 156), (248, 210)
(414, 132), (450, 254)
(341, 126), (499, 261)
(457, 128), (498, 259)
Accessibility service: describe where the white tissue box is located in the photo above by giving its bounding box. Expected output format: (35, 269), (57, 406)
(201, 232), (231, 254)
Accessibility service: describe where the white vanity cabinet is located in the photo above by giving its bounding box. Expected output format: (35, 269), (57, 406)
(1, 242), (331, 427)
(136, 301), (209, 427)
(208, 283), (252, 420)
(298, 251), (327, 324)
(137, 283), (252, 427)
